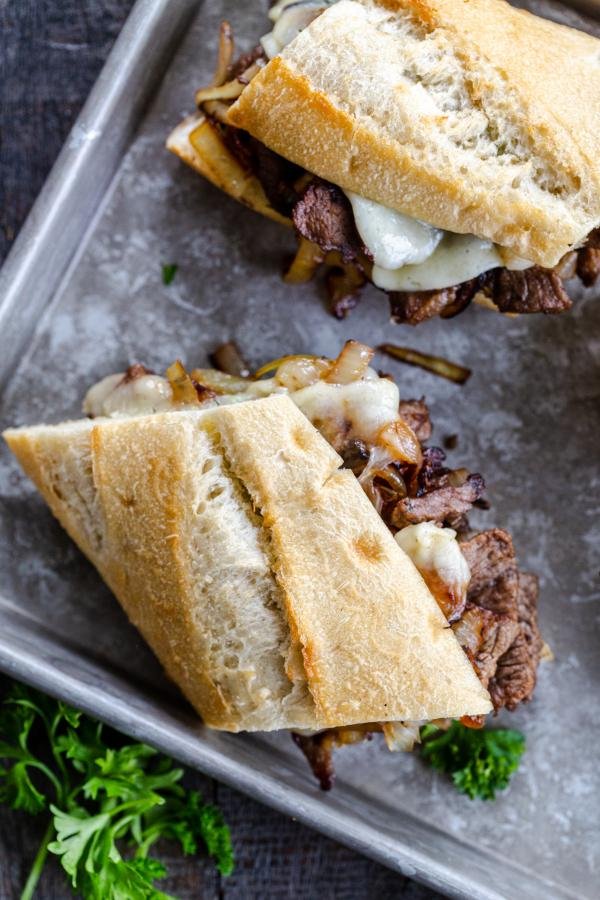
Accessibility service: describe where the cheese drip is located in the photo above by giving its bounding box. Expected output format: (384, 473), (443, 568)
(347, 193), (533, 290)
(395, 523), (470, 618)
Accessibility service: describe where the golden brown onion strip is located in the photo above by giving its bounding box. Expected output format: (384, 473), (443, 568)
(284, 238), (324, 284)
(195, 79), (245, 105)
(190, 369), (251, 395)
(212, 21), (234, 88)
(378, 344), (472, 385)
(166, 361), (202, 406)
(253, 354), (321, 380)
(377, 419), (422, 467)
(210, 341), (250, 377)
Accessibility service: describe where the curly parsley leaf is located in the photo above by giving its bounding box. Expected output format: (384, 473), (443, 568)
(0, 679), (234, 899)
(145, 789), (234, 876)
(0, 759), (47, 814)
(420, 721), (526, 800)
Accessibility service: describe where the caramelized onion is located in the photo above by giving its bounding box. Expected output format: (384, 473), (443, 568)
(195, 79), (245, 104)
(201, 99), (235, 124)
(554, 251), (578, 280)
(284, 238), (324, 284)
(326, 269), (367, 318)
(188, 120), (291, 226)
(190, 369), (250, 394)
(166, 361), (201, 406)
(210, 341), (250, 377)
(237, 62), (263, 85)
(325, 340), (374, 385)
(325, 253), (368, 319)
(473, 293), (518, 319)
(378, 344), (472, 385)
(274, 356), (331, 390)
(377, 419), (423, 467)
(212, 21), (235, 88)
(382, 721), (422, 752)
(447, 467), (470, 488)
(253, 354), (322, 380)
(359, 447), (407, 514)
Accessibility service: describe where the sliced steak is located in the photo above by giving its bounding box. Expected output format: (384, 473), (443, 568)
(575, 228), (600, 287)
(398, 398), (432, 443)
(389, 277), (482, 325)
(249, 138), (303, 216)
(576, 248), (600, 286)
(456, 530), (542, 713)
(489, 572), (543, 710)
(452, 603), (519, 688)
(391, 474), (485, 528)
(218, 125), (302, 216)
(292, 732), (336, 791)
(292, 726), (375, 791)
(460, 529), (519, 619)
(487, 266), (572, 314)
(293, 181), (364, 263)
(415, 446), (450, 494)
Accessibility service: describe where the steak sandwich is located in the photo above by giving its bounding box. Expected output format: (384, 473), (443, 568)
(168, 0), (600, 324)
(4, 343), (543, 787)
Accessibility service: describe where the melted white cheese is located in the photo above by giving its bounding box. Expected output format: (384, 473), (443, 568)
(346, 192), (442, 270)
(395, 523), (471, 614)
(372, 234), (503, 292)
(83, 373), (175, 418)
(292, 377), (400, 446)
(84, 367), (400, 449)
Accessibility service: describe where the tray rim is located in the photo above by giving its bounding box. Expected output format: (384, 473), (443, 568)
(0, 1), (594, 897)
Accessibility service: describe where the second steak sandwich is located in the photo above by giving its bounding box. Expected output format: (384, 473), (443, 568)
(168, 0), (600, 323)
(4, 342), (544, 788)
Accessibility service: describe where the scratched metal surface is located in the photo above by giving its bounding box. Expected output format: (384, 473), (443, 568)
(0, 1), (598, 898)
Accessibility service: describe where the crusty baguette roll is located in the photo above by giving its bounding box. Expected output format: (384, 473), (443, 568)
(4, 396), (492, 731)
(228, 0), (600, 267)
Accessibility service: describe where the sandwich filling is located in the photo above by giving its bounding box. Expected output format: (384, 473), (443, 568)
(170, 2), (600, 324)
(85, 341), (544, 788)
(263, 1), (532, 292)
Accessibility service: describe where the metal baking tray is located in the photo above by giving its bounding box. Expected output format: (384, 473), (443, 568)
(1, 1), (598, 897)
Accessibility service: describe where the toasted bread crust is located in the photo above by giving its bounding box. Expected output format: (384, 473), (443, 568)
(212, 398), (492, 723)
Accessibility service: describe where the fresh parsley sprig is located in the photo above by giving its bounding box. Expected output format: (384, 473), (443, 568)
(420, 721), (526, 800)
(0, 679), (234, 899)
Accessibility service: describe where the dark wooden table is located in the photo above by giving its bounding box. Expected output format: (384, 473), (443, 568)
(0, 2), (444, 897)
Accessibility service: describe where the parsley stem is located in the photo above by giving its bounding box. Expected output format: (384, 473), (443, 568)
(20, 817), (54, 900)
(26, 759), (63, 800)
